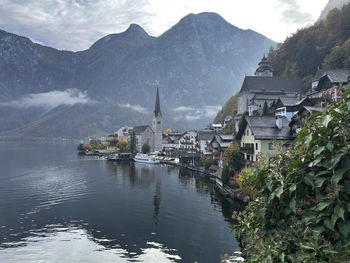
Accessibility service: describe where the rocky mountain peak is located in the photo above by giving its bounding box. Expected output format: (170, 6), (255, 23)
(125, 23), (149, 36)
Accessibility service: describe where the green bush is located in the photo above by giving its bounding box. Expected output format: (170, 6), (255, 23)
(201, 157), (215, 171)
(233, 88), (350, 262)
(222, 164), (231, 186)
(142, 142), (150, 154)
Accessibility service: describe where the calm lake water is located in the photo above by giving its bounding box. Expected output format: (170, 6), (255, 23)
(0, 142), (242, 263)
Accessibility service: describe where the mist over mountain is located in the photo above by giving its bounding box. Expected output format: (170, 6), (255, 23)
(318, 0), (350, 20)
(0, 12), (275, 139)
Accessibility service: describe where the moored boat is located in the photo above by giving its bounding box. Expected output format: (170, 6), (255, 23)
(134, 153), (160, 164)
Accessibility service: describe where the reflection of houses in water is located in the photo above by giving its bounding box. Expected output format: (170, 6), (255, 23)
(153, 167), (161, 225)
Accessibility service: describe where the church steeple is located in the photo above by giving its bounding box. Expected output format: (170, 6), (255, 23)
(154, 87), (162, 117)
(152, 87), (162, 152)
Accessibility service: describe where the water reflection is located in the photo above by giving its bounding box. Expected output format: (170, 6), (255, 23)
(0, 225), (181, 263)
(0, 143), (243, 263)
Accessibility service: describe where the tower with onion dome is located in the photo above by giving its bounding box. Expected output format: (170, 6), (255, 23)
(255, 55), (274, 77)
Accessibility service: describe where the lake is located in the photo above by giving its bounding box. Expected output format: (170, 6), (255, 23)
(0, 142), (242, 263)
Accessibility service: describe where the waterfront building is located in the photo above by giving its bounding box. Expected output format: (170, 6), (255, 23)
(116, 126), (133, 143)
(162, 132), (182, 151)
(207, 134), (234, 167)
(178, 131), (197, 150)
(197, 130), (215, 157)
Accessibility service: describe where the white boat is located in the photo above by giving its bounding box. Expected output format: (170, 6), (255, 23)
(134, 153), (160, 164)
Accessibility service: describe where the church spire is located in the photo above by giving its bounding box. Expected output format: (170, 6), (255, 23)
(154, 87), (162, 117)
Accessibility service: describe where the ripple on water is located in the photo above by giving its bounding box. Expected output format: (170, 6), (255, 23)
(0, 227), (182, 263)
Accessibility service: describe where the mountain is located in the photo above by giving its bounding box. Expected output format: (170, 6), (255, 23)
(318, 0), (350, 21)
(0, 12), (275, 139)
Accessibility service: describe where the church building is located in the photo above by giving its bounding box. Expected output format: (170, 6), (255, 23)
(234, 56), (303, 131)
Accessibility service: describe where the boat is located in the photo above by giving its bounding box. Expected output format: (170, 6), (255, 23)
(134, 153), (160, 164)
(107, 153), (133, 162)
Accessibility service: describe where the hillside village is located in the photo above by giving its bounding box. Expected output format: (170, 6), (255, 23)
(78, 55), (350, 192)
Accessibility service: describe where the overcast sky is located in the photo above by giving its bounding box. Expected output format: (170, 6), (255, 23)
(0, 0), (328, 51)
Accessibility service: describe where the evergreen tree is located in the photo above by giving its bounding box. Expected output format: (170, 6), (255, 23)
(142, 142), (150, 154)
(262, 101), (268, 115)
(128, 131), (137, 154)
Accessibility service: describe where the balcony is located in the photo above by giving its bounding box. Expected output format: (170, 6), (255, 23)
(240, 146), (255, 154)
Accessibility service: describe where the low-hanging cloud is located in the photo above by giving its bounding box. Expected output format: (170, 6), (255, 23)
(172, 105), (221, 121)
(278, 0), (313, 24)
(118, 103), (148, 114)
(0, 89), (94, 109)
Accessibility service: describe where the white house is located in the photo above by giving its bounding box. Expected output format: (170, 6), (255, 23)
(178, 131), (197, 150)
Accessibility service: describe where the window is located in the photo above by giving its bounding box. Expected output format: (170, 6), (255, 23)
(256, 143), (258, 150)
(268, 143), (273, 150)
(247, 129), (249, 136)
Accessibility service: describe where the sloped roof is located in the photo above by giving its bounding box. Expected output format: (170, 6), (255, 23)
(312, 69), (325, 82)
(133, 125), (152, 135)
(209, 134), (233, 149)
(240, 76), (303, 94)
(236, 116), (294, 140)
(219, 134), (234, 141)
(278, 97), (300, 106)
(303, 106), (323, 114)
(313, 68), (350, 83)
(321, 69), (350, 83)
(197, 130), (215, 141)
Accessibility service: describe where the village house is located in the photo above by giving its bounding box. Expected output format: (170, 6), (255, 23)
(197, 130), (215, 157)
(116, 126), (133, 143)
(178, 131), (197, 150)
(308, 68), (350, 105)
(162, 132), (182, 152)
(289, 106), (323, 136)
(207, 134), (234, 167)
(210, 123), (223, 132)
(235, 115), (294, 165)
(273, 96), (315, 121)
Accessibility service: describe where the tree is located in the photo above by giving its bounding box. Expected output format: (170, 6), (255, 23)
(223, 121), (236, 135)
(233, 88), (350, 262)
(117, 141), (128, 152)
(165, 128), (172, 134)
(221, 164), (231, 186)
(224, 142), (242, 172)
(323, 45), (345, 69)
(142, 142), (150, 154)
(262, 100), (268, 115)
(128, 131), (137, 154)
